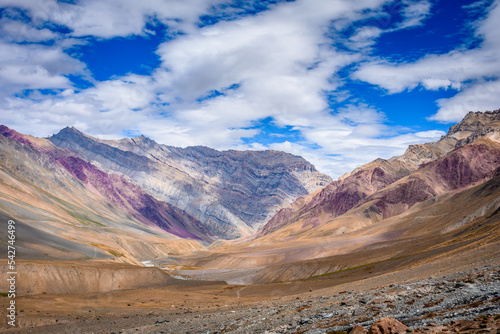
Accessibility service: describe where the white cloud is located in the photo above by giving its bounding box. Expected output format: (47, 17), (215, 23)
(266, 105), (445, 178)
(86, 77), (155, 111)
(0, 42), (85, 94)
(0, 18), (58, 42)
(432, 80), (500, 122)
(347, 26), (384, 50)
(398, 0), (432, 29)
(352, 48), (498, 94)
(354, 0), (500, 122)
(3, 0), (220, 38)
(122, 0), (392, 155)
(0, 0), (469, 179)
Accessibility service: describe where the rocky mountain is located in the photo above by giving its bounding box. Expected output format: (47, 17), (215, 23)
(0, 125), (213, 264)
(259, 110), (500, 236)
(174, 110), (499, 282)
(48, 127), (332, 239)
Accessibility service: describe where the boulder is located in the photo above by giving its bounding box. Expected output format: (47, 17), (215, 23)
(350, 324), (369, 334)
(368, 317), (410, 334)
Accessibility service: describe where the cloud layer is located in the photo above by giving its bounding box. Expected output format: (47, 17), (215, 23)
(354, 0), (500, 123)
(1, 0), (496, 178)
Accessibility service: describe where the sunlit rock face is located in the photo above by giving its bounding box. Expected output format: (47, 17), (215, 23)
(48, 126), (332, 239)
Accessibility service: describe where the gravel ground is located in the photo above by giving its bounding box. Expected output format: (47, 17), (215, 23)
(119, 265), (500, 334)
(5, 265), (499, 334)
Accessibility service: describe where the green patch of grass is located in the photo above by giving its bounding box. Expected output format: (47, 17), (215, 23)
(0, 292), (9, 297)
(108, 249), (125, 258)
(66, 210), (105, 227)
(312, 263), (376, 278)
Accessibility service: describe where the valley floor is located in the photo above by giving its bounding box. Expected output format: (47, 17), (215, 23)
(2, 242), (499, 334)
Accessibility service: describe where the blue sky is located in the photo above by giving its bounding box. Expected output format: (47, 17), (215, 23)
(0, 0), (499, 178)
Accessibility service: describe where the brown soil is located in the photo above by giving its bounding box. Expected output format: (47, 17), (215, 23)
(0, 240), (498, 333)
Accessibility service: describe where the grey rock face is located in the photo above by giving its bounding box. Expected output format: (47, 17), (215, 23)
(48, 127), (332, 239)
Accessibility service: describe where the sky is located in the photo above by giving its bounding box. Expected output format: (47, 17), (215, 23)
(0, 0), (499, 179)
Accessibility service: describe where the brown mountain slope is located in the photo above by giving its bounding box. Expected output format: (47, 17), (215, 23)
(260, 110), (499, 236)
(176, 164), (499, 283)
(252, 166), (500, 283)
(0, 127), (209, 264)
(363, 138), (500, 220)
(256, 138), (499, 243)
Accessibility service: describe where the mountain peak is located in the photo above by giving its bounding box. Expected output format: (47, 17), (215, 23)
(49, 126), (89, 141)
(447, 109), (500, 137)
(58, 126), (84, 135)
(133, 134), (154, 143)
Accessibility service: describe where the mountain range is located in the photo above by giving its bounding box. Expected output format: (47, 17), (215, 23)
(260, 109), (500, 237)
(0, 122), (330, 264)
(172, 110), (500, 283)
(0, 110), (498, 280)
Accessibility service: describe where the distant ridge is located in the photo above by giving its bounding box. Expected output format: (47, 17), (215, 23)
(259, 109), (500, 236)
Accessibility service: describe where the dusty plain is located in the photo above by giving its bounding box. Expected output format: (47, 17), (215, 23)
(1, 238), (499, 334)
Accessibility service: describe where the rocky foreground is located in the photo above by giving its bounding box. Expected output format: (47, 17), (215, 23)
(4, 264), (499, 333)
(99, 266), (499, 333)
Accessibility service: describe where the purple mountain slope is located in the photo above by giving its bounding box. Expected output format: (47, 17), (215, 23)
(0, 125), (215, 242)
(260, 110), (500, 236)
(47, 126), (332, 239)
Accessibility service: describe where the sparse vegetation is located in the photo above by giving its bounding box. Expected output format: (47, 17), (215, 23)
(108, 249), (125, 258)
(89, 242), (125, 258)
(67, 211), (105, 227)
(312, 263), (377, 278)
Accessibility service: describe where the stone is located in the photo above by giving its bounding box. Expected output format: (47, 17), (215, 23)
(350, 324), (369, 334)
(352, 308), (364, 316)
(368, 317), (410, 334)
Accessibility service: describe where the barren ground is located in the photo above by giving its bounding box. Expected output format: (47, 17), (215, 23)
(1, 241), (499, 334)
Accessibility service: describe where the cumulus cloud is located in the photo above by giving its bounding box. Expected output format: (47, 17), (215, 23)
(432, 80), (500, 122)
(2, 0), (220, 38)
(0, 0), (479, 178)
(0, 42), (85, 95)
(0, 17), (58, 42)
(354, 0), (500, 122)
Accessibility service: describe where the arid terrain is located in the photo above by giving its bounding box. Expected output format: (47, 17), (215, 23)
(1, 249), (499, 333)
(1, 111), (499, 333)
(2, 0), (500, 331)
